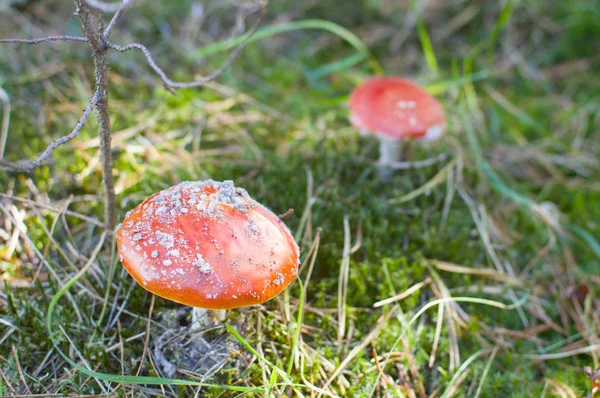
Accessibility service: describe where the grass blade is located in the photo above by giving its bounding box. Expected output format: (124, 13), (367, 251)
(188, 19), (383, 75)
(46, 233), (254, 391)
(410, 0), (439, 74)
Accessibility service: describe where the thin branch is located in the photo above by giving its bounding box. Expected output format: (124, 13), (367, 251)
(104, 8), (124, 39)
(107, 6), (266, 89)
(0, 36), (88, 45)
(0, 95), (98, 172)
(76, 0), (104, 51)
(76, 0), (118, 230)
(85, 0), (137, 13)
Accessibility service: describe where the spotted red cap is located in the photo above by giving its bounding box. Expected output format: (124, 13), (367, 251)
(116, 180), (299, 310)
(349, 76), (445, 141)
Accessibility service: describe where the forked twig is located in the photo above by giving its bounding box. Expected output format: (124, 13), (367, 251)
(0, 95), (99, 172)
(1, 0), (267, 230)
(108, 5), (266, 89)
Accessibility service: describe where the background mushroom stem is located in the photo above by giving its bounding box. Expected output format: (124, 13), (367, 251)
(191, 308), (227, 330)
(378, 136), (402, 182)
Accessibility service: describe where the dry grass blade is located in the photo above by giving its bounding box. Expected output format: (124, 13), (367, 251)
(430, 260), (524, 286)
(458, 186), (531, 327)
(0, 193), (106, 228)
(322, 305), (399, 391)
(373, 277), (432, 308)
(336, 216), (351, 348)
(300, 228), (322, 296)
(0, 203), (83, 321)
(11, 344), (32, 394)
(544, 378), (578, 398)
(474, 346), (498, 398)
(430, 274), (460, 373)
(429, 301), (444, 369)
(0, 86), (11, 158)
(390, 160), (456, 203)
(522, 344), (600, 360)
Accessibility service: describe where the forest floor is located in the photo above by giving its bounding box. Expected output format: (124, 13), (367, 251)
(0, 0), (599, 396)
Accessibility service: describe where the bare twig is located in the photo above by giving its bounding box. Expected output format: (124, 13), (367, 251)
(278, 208), (294, 219)
(76, 0), (118, 231)
(1, 0), (265, 232)
(85, 0), (138, 13)
(104, 8), (124, 39)
(0, 94), (98, 172)
(107, 5), (266, 89)
(0, 36), (88, 44)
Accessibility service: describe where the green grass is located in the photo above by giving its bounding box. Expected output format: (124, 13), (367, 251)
(1, 0), (599, 396)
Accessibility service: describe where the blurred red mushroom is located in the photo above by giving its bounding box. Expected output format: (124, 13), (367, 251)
(116, 180), (299, 328)
(349, 76), (446, 182)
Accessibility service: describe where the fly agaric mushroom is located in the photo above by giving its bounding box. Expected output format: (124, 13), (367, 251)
(349, 76), (446, 182)
(116, 180), (299, 329)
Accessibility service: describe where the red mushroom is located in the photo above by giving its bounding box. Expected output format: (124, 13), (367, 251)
(116, 180), (299, 328)
(349, 76), (446, 181)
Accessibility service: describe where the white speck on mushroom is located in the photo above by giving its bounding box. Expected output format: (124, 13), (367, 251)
(245, 220), (260, 237)
(167, 249), (180, 257)
(207, 180), (253, 213)
(163, 259), (172, 267)
(155, 231), (174, 249)
(133, 233), (143, 242)
(194, 254), (212, 274)
(397, 100), (416, 109)
(156, 206), (168, 215)
(206, 202), (224, 219)
(273, 273), (285, 286)
(135, 245), (142, 251)
(151, 250), (159, 258)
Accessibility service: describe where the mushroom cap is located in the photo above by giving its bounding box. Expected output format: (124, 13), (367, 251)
(348, 76), (446, 141)
(116, 180), (299, 310)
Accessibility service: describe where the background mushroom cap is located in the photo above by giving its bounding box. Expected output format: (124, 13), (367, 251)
(116, 180), (299, 310)
(348, 76), (446, 141)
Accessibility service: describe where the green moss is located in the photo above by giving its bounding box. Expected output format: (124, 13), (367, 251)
(1, 0), (598, 395)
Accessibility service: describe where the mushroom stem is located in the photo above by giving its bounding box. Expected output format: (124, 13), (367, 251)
(191, 307), (209, 330)
(191, 307), (227, 330)
(214, 309), (227, 322)
(377, 136), (402, 182)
